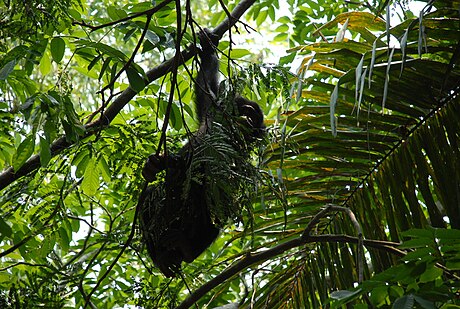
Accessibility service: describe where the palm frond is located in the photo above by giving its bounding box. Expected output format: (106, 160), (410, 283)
(242, 5), (460, 307)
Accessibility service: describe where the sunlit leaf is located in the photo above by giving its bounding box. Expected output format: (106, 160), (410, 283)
(39, 136), (51, 167)
(81, 157), (99, 196)
(13, 136), (34, 171)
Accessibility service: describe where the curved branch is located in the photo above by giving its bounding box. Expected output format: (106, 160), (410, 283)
(175, 204), (400, 309)
(0, 0), (257, 191)
(175, 235), (403, 309)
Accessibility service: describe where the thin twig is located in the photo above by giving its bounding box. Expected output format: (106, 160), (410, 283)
(73, 0), (173, 31)
(84, 182), (147, 308)
(98, 14), (152, 94)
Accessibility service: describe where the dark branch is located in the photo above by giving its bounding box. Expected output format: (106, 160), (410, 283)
(175, 234), (403, 309)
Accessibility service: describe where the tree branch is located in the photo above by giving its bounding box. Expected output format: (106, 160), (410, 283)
(0, 0), (257, 191)
(175, 233), (403, 309)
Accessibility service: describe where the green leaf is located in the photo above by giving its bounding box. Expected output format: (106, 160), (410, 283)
(419, 264), (443, 282)
(81, 157), (99, 196)
(445, 260), (460, 270)
(39, 136), (51, 167)
(58, 226), (70, 254)
(68, 8), (82, 21)
(278, 16), (291, 23)
(13, 136), (35, 171)
(436, 228), (460, 239)
(401, 228), (433, 238)
(126, 67), (145, 93)
(273, 32), (288, 42)
(0, 60), (16, 80)
(75, 151), (90, 178)
(393, 294), (415, 309)
(38, 234), (56, 258)
(99, 57), (112, 81)
(107, 6), (127, 20)
(98, 155), (111, 183)
(413, 296), (435, 309)
(50, 37), (65, 63)
(76, 40), (129, 61)
(330, 289), (361, 300)
(256, 9), (268, 27)
(229, 49), (251, 59)
(88, 55), (101, 71)
(369, 285), (388, 306)
(39, 53), (51, 75)
(0, 217), (12, 238)
(275, 24), (289, 32)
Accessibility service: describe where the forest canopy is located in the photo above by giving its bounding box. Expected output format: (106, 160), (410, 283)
(0, 0), (459, 308)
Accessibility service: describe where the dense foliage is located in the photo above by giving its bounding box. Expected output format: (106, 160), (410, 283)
(0, 0), (459, 308)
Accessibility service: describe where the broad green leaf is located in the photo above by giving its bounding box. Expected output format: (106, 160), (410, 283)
(13, 136), (35, 171)
(268, 5), (275, 21)
(400, 228), (434, 238)
(229, 49), (251, 59)
(278, 16), (291, 24)
(169, 102), (182, 130)
(0, 60), (16, 80)
(68, 8), (81, 21)
(436, 228), (460, 239)
(39, 53), (51, 75)
(75, 152), (90, 178)
(58, 226), (70, 255)
(81, 157), (99, 196)
(445, 260), (460, 270)
(273, 32), (288, 42)
(0, 273), (11, 283)
(98, 155), (111, 183)
(275, 24), (289, 32)
(39, 136), (51, 167)
(126, 67), (145, 93)
(330, 289), (361, 301)
(107, 6), (127, 20)
(50, 37), (65, 63)
(0, 217), (12, 238)
(419, 264), (443, 282)
(38, 234), (56, 258)
(393, 294), (415, 309)
(369, 285), (388, 306)
(76, 40), (129, 61)
(413, 296), (435, 309)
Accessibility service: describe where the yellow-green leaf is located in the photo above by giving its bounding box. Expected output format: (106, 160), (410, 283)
(81, 158), (99, 196)
(13, 136), (34, 172)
